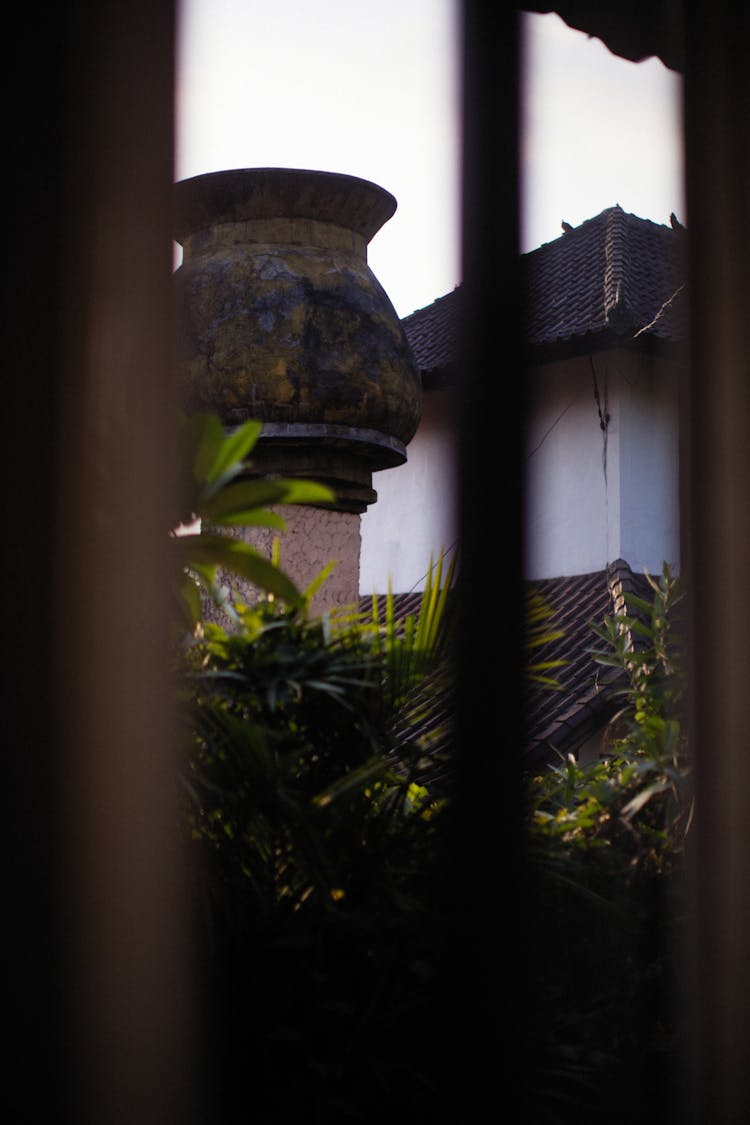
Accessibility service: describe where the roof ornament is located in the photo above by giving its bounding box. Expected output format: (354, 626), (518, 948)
(561, 220), (574, 233)
(670, 212), (685, 231)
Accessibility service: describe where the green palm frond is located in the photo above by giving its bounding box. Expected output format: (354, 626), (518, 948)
(173, 412), (335, 630)
(525, 588), (565, 688)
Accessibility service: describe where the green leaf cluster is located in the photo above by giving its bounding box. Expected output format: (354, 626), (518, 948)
(523, 563), (690, 1123)
(525, 586), (566, 688)
(361, 550), (457, 753)
(170, 412), (334, 629)
(178, 552), (456, 1120)
(589, 562), (686, 763)
(529, 563), (690, 868)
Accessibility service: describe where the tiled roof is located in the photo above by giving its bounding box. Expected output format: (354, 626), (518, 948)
(363, 591), (426, 623)
(401, 288), (463, 386)
(523, 559), (653, 770)
(401, 206), (687, 378)
(402, 290), (461, 385)
(359, 591), (455, 794)
(361, 561), (656, 785)
(523, 205), (687, 359)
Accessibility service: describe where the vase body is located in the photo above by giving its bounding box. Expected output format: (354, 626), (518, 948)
(173, 167), (420, 613)
(173, 168), (421, 512)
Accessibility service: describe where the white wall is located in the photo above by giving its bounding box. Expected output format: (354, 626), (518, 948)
(359, 385), (459, 594)
(618, 355), (681, 575)
(359, 348), (680, 592)
(524, 355), (612, 577)
(523, 349), (680, 579)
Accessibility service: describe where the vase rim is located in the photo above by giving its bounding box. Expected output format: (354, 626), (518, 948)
(174, 167), (397, 246)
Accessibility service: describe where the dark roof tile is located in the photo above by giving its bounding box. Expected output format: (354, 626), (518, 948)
(401, 288), (463, 384)
(523, 559), (654, 769)
(361, 561), (658, 783)
(523, 205), (687, 357)
(401, 206), (687, 377)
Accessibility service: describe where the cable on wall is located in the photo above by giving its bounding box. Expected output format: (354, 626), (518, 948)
(590, 354), (610, 486)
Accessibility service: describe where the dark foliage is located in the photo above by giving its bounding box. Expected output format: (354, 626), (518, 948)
(522, 564), (690, 1124)
(179, 586), (455, 1123)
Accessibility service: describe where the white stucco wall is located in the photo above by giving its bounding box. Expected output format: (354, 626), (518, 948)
(523, 349), (680, 579)
(359, 348), (680, 592)
(617, 356), (681, 575)
(359, 385), (459, 594)
(524, 355), (614, 577)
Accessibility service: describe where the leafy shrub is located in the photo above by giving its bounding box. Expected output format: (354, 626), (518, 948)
(178, 549), (456, 1123)
(523, 564), (690, 1124)
(171, 411), (334, 629)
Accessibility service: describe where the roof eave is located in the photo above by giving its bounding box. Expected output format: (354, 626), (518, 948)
(525, 329), (685, 367)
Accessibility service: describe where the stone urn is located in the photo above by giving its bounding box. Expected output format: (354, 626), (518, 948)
(173, 167), (421, 610)
(173, 166), (421, 511)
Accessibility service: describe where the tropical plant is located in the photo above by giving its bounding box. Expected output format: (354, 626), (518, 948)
(525, 586), (566, 688)
(358, 550), (457, 783)
(521, 563), (690, 1124)
(171, 411), (334, 630)
(179, 551), (457, 1122)
(589, 561), (687, 776)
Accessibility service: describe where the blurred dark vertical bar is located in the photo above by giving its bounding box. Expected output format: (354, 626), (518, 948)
(5, 2), (192, 1122)
(446, 1), (525, 1114)
(682, 5), (750, 1123)
(4, 2), (71, 1118)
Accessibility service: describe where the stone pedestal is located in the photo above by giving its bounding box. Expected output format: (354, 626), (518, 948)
(209, 506), (361, 620)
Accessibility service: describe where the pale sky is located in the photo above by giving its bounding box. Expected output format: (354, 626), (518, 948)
(519, 11), (685, 254)
(176, 2), (684, 319)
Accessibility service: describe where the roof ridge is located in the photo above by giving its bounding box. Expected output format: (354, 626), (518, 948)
(603, 207), (635, 333)
(402, 206), (685, 373)
(606, 559), (657, 665)
(607, 557), (633, 609)
(529, 203), (675, 256)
